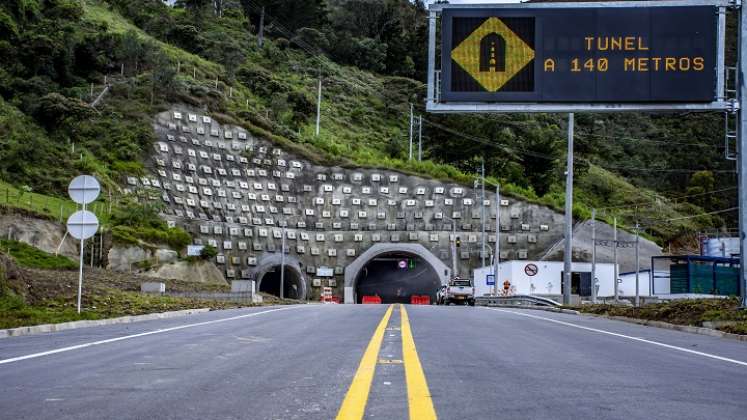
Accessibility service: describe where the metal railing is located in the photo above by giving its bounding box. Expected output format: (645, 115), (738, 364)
(475, 294), (562, 307)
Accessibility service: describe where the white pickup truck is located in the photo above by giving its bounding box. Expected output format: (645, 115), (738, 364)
(438, 278), (475, 306)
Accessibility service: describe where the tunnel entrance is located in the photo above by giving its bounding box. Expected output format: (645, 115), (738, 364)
(354, 252), (441, 304)
(258, 266), (303, 300)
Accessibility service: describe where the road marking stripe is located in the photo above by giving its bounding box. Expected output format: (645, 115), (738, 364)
(486, 308), (747, 367)
(401, 304), (438, 420)
(336, 304), (393, 420)
(0, 306), (301, 366)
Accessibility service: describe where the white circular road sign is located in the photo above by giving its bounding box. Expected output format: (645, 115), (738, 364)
(67, 210), (99, 240)
(68, 175), (101, 205)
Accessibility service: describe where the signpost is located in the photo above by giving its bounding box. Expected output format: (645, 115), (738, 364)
(66, 175), (100, 314)
(426, 0), (745, 307)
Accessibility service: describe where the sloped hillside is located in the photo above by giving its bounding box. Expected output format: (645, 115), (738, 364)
(0, 0), (732, 245)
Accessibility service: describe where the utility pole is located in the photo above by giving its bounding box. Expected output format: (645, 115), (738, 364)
(591, 208), (597, 304)
(493, 184), (500, 296)
(635, 221), (640, 307)
(613, 217), (619, 302)
(257, 6), (265, 48)
(409, 104), (414, 161)
(562, 113), (574, 305)
(481, 159), (486, 267)
(280, 226), (286, 300)
(739, 5), (747, 308)
(418, 115), (423, 161)
(315, 78), (322, 136)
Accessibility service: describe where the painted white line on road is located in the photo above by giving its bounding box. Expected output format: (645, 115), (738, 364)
(0, 306), (302, 366)
(485, 308), (747, 367)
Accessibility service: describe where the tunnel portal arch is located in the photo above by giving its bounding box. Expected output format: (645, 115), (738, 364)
(344, 243), (451, 303)
(255, 254), (307, 300)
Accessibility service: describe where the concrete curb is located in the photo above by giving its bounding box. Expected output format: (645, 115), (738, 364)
(481, 304), (580, 315)
(0, 308), (212, 339)
(583, 313), (747, 342)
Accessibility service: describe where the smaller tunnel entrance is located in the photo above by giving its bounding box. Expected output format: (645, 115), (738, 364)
(355, 252), (441, 304)
(258, 266), (303, 300)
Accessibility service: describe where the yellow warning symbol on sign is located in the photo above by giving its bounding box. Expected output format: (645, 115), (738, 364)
(451, 17), (535, 92)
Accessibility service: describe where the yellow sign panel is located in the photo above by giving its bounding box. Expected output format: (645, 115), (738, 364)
(451, 17), (535, 92)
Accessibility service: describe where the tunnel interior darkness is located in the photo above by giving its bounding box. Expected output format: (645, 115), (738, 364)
(354, 252), (441, 304)
(259, 266), (303, 299)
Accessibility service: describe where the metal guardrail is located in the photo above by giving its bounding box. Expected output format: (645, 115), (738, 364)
(475, 295), (562, 307)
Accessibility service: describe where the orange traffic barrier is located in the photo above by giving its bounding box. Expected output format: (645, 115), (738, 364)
(361, 295), (382, 304)
(410, 295), (431, 305)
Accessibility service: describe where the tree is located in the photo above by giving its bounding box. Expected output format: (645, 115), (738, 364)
(686, 170), (716, 210)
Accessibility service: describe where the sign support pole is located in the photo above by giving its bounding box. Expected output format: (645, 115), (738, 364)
(481, 159), (486, 267)
(591, 208), (597, 304)
(739, 3), (747, 308)
(493, 184), (500, 297)
(563, 113), (574, 306)
(77, 200), (86, 314)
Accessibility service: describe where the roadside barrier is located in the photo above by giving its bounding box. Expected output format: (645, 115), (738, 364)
(410, 295), (431, 305)
(361, 295), (382, 304)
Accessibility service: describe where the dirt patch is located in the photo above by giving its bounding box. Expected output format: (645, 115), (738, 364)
(22, 267), (230, 306)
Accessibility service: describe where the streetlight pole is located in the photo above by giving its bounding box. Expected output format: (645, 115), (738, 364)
(280, 226), (286, 300)
(409, 104), (414, 161)
(613, 217), (619, 302)
(635, 222), (641, 307)
(315, 78), (322, 136)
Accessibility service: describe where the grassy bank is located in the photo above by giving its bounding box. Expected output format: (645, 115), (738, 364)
(576, 298), (747, 335)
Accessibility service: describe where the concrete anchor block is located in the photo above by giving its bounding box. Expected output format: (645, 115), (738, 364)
(141, 282), (166, 293)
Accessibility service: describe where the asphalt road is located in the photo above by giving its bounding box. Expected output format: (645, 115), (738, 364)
(1, 304), (746, 419)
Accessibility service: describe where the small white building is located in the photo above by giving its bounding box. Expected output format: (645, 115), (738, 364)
(473, 260), (620, 298)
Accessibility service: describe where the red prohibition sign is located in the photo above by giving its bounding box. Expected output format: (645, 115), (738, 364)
(524, 264), (538, 276)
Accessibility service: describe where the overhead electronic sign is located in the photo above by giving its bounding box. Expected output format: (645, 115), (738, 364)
(441, 6), (717, 103)
(427, 1), (733, 112)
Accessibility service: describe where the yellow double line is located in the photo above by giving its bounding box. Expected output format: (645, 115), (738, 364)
(336, 304), (437, 420)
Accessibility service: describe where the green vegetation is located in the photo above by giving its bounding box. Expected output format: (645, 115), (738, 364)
(0, 293), (100, 329)
(0, 240), (77, 270)
(0, 0), (735, 248)
(0, 180), (110, 224)
(0, 289), (255, 330)
(109, 200), (191, 250)
(577, 298), (747, 334)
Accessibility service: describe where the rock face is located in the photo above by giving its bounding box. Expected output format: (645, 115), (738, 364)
(0, 214), (78, 259)
(107, 245), (178, 272)
(144, 260), (227, 285)
(123, 107), (661, 301)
